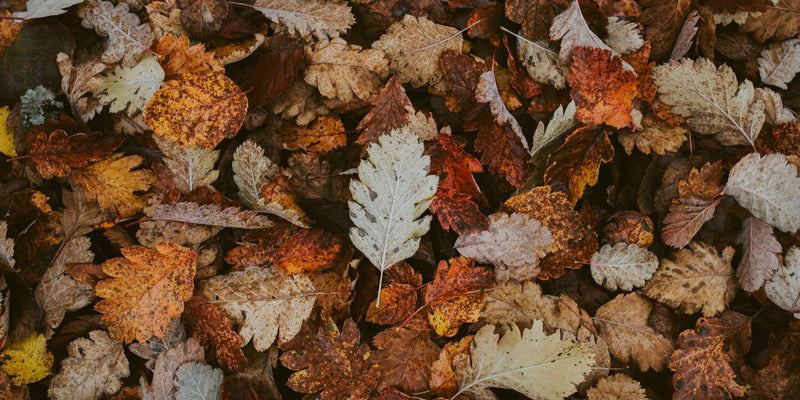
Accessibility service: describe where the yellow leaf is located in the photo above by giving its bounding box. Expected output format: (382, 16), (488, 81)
(0, 333), (54, 385)
(0, 106), (16, 157)
(69, 154), (155, 219)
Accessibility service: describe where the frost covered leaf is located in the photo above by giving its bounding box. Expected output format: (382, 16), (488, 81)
(151, 202), (273, 229)
(453, 321), (594, 400)
(304, 38), (389, 104)
(197, 267), (316, 351)
(174, 362), (223, 400)
(765, 247), (800, 316)
(0, 333), (53, 385)
(348, 127), (438, 305)
(455, 212), (555, 282)
(531, 101), (577, 156)
(550, 0), (629, 67)
(587, 374), (647, 400)
(94, 54), (164, 116)
(69, 154), (155, 219)
(77, 0), (154, 67)
(605, 17), (644, 55)
(250, 0), (354, 42)
(724, 153), (800, 233)
(0, 221), (14, 268)
(48, 330), (129, 400)
(373, 15), (463, 91)
(476, 71), (525, 147)
(57, 53), (106, 122)
(643, 242), (736, 317)
(232, 140), (278, 208)
(618, 114), (687, 155)
(736, 217), (782, 292)
(141, 338), (204, 400)
(652, 57), (765, 147)
(758, 39), (800, 89)
(593, 293), (675, 372)
(510, 30), (566, 89)
(590, 243), (658, 292)
(154, 135), (219, 194)
(12, 0), (84, 19)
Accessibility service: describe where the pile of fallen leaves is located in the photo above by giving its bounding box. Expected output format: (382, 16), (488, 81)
(1, 0), (800, 399)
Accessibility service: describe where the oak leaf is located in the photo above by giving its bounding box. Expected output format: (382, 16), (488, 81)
(68, 154), (155, 219)
(593, 292), (675, 372)
(662, 162), (724, 248)
(569, 47), (637, 128)
(277, 115), (346, 153)
(145, 71), (247, 149)
(373, 327), (440, 393)
(273, 229), (347, 274)
(154, 135), (219, 194)
(197, 267), (316, 351)
(250, 0), (354, 42)
(151, 202), (273, 229)
(12, 0), (84, 19)
(590, 243), (658, 292)
(758, 39), (800, 89)
(642, 241), (736, 316)
(174, 362), (223, 400)
(48, 330), (129, 400)
(425, 257), (493, 336)
(77, 0), (154, 67)
(724, 152), (800, 233)
(0, 333), (53, 385)
(241, 34), (304, 111)
(618, 114), (687, 155)
(94, 54), (164, 116)
(736, 216), (782, 292)
(232, 140), (278, 208)
(742, 0), (800, 42)
(764, 247), (800, 316)
(183, 296), (246, 373)
(305, 38), (389, 104)
(27, 129), (124, 179)
(94, 242), (197, 343)
(586, 374), (647, 400)
(670, 311), (751, 399)
(154, 34), (224, 77)
(544, 126), (615, 205)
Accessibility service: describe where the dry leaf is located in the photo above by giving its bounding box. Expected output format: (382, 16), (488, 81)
(511, 30), (567, 89)
(550, 0), (629, 66)
(278, 114), (346, 153)
(356, 75), (414, 146)
(151, 202), (273, 229)
(153, 34), (224, 77)
(232, 140), (278, 208)
(56, 53), (106, 122)
(544, 126), (615, 205)
(69, 154), (155, 219)
(742, 0), (800, 42)
(505, 0), (568, 40)
(94, 54), (164, 116)
(174, 362), (223, 400)
(736, 216), (782, 292)
(154, 135), (219, 194)
(662, 162), (724, 248)
(765, 247), (800, 317)
(366, 283), (417, 325)
(273, 228), (348, 274)
(670, 10), (700, 60)
(425, 257), (493, 337)
(530, 101), (577, 156)
(141, 338), (204, 400)
(0, 333), (53, 385)
(183, 296), (246, 373)
(77, 0), (154, 67)
(605, 17), (643, 55)
(12, 0), (84, 19)
(590, 243), (658, 291)
(48, 330), (129, 400)
(758, 39), (800, 89)
(475, 70), (526, 147)
(270, 80), (330, 126)
(587, 374), (647, 400)
(568, 46), (637, 128)
(27, 129), (124, 179)
(304, 38), (389, 104)
(373, 327), (440, 393)
(618, 114), (687, 155)
(250, 0), (354, 42)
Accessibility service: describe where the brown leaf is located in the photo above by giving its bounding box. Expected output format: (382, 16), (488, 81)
(641, 0), (691, 60)
(356, 75), (414, 146)
(183, 296), (246, 372)
(569, 47), (637, 128)
(240, 34), (305, 111)
(373, 327), (440, 393)
(425, 257), (493, 337)
(603, 211), (655, 247)
(27, 129), (123, 179)
(305, 37), (389, 104)
(366, 284), (417, 325)
(618, 114), (687, 155)
(544, 126), (615, 205)
(429, 335), (473, 397)
(221, 376), (258, 400)
(756, 119), (800, 158)
(506, 0), (569, 40)
(746, 328), (800, 399)
(587, 374), (647, 400)
(742, 0), (800, 42)
(154, 34), (224, 77)
(278, 114), (346, 153)
(151, 202), (273, 229)
(661, 162), (724, 249)
(273, 229), (348, 274)
(69, 154), (155, 219)
(77, 0), (154, 67)
(670, 310), (751, 400)
(736, 216), (782, 292)
(179, 0), (229, 40)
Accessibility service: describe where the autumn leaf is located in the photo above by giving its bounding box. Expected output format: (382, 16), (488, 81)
(94, 242), (197, 343)
(603, 211), (655, 247)
(746, 327), (800, 399)
(56, 53), (106, 122)
(530, 101), (578, 157)
(68, 154), (155, 219)
(736, 216), (782, 292)
(270, 80), (331, 126)
(356, 75), (414, 146)
(742, 0), (800, 42)
(249, 0), (354, 42)
(273, 229), (348, 274)
(154, 137), (220, 196)
(670, 310), (751, 399)
(94, 54), (164, 116)
(758, 39), (800, 89)
(587, 374), (647, 400)
(544, 126), (615, 205)
(505, 0), (569, 40)
(27, 128), (124, 179)
(277, 114), (346, 153)
(365, 284), (417, 325)
(232, 140), (278, 208)
(473, 111), (531, 187)
(48, 330), (129, 400)
(174, 362), (223, 400)
(305, 38), (389, 104)
(618, 114), (687, 155)
(141, 338), (204, 400)
(589, 243), (658, 292)
(183, 296), (246, 373)
(475, 70), (526, 145)
(764, 247), (800, 316)
(373, 327), (440, 393)
(151, 202), (273, 229)
(425, 257), (493, 336)
(568, 47), (637, 128)
(12, 0), (84, 19)
(550, 0), (629, 65)
(145, 71), (248, 149)
(662, 162), (725, 248)
(154, 34), (224, 77)
(77, 0), (154, 67)
(0, 332), (53, 385)
(641, 0), (691, 60)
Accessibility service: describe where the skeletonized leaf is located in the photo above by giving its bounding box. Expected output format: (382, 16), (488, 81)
(724, 152), (800, 233)
(48, 330), (129, 400)
(77, 0), (154, 67)
(154, 135), (219, 194)
(590, 243), (658, 292)
(605, 17), (644, 55)
(94, 54), (164, 115)
(174, 362), (223, 400)
(348, 127), (438, 305)
(232, 140), (278, 208)
(151, 202), (273, 229)
(12, 0), (84, 19)
(736, 216), (782, 292)
(304, 38), (389, 104)
(250, 0), (354, 42)
(531, 101), (577, 156)
(765, 247), (800, 317)
(475, 71), (526, 148)
(758, 39), (800, 89)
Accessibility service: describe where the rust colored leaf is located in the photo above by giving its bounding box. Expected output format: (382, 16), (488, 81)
(0, 11), (22, 57)
(569, 47), (637, 128)
(506, 0), (570, 40)
(429, 335), (473, 397)
(603, 211), (655, 247)
(241, 34), (305, 111)
(670, 310), (751, 400)
(474, 118), (530, 188)
(661, 162), (724, 249)
(366, 283), (417, 325)
(425, 257), (492, 337)
(94, 242), (197, 343)
(756, 119), (800, 158)
(742, 0), (800, 42)
(278, 114), (346, 153)
(225, 220), (296, 270)
(373, 327), (440, 393)
(544, 126), (615, 205)
(154, 34), (224, 77)
(69, 154), (155, 219)
(221, 376), (258, 400)
(145, 71), (247, 149)
(259, 172), (312, 228)
(356, 75), (413, 146)
(273, 229), (348, 274)
(439, 50), (487, 127)
(641, 0), (691, 60)
(183, 296), (246, 373)
(27, 129), (123, 179)
(747, 329), (800, 399)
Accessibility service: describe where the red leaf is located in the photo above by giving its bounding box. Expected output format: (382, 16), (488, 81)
(183, 296), (247, 372)
(241, 34), (305, 111)
(568, 46), (637, 129)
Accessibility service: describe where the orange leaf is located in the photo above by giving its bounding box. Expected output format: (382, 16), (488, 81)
(425, 257), (493, 336)
(154, 34), (224, 77)
(94, 242), (197, 343)
(356, 75), (414, 146)
(26, 127), (123, 179)
(365, 283), (417, 325)
(661, 162), (724, 248)
(273, 229), (348, 274)
(183, 296), (246, 372)
(544, 125), (615, 205)
(0, 11), (22, 56)
(474, 118), (530, 188)
(569, 46), (637, 128)
(69, 154), (155, 219)
(277, 114), (346, 153)
(603, 211), (655, 247)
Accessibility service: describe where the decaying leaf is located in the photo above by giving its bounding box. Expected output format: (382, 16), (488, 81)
(587, 374), (647, 400)
(0, 333), (53, 385)
(509, 29), (567, 89)
(278, 115), (346, 153)
(568, 46), (637, 128)
(232, 140), (278, 208)
(250, 0), (354, 42)
(758, 39), (800, 89)
(48, 330), (129, 400)
(174, 362), (223, 400)
(531, 101), (577, 156)
(544, 126), (615, 205)
(56, 53), (106, 122)
(366, 284), (417, 325)
(505, 0), (568, 40)
(68, 154), (155, 219)
(12, 0), (85, 19)
(618, 114), (687, 155)
(741, 0), (800, 42)
(94, 54), (164, 116)
(356, 75), (415, 146)
(27, 128), (124, 179)
(736, 216), (782, 292)
(550, 0), (627, 64)
(475, 70), (525, 145)
(373, 327), (440, 393)
(305, 38), (389, 104)
(662, 162), (724, 248)
(765, 247), (800, 317)
(151, 202), (273, 229)
(605, 17), (644, 55)
(153, 34), (224, 77)
(590, 243), (658, 291)
(77, 0), (154, 67)
(183, 296), (246, 373)
(141, 338), (204, 400)
(425, 257), (493, 336)
(154, 135), (219, 194)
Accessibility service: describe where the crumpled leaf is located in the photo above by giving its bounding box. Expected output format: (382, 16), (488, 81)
(154, 135), (219, 194)
(174, 362), (223, 400)
(373, 327), (440, 393)
(455, 212), (555, 281)
(154, 34), (224, 77)
(68, 154), (155, 219)
(250, 0), (354, 42)
(618, 114), (687, 155)
(544, 126), (615, 205)
(662, 162), (724, 248)
(758, 39), (800, 89)
(48, 330), (129, 400)
(765, 247), (800, 317)
(183, 296), (246, 373)
(590, 243), (658, 292)
(0, 333), (53, 385)
(568, 46), (637, 128)
(94, 242), (197, 343)
(425, 257), (493, 337)
(232, 140), (278, 208)
(94, 54), (164, 115)
(643, 241), (736, 317)
(742, 0), (800, 42)
(724, 152), (800, 233)
(151, 202), (272, 229)
(77, 0), (154, 67)
(587, 374), (647, 400)
(197, 266), (316, 351)
(736, 216), (782, 292)
(594, 292), (675, 372)
(12, 0), (85, 19)
(305, 38), (389, 104)
(56, 53), (106, 122)
(27, 128), (124, 179)
(141, 338), (204, 400)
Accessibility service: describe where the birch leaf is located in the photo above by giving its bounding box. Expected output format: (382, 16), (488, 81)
(590, 243), (658, 292)
(304, 38), (389, 103)
(151, 202), (273, 229)
(724, 153), (800, 233)
(48, 330), (129, 400)
(12, 0), (84, 19)
(736, 216), (782, 292)
(758, 39), (800, 89)
(94, 54), (164, 116)
(154, 135), (219, 194)
(250, 0), (354, 42)
(232, 140), (278, 208)
(77, 0), (154, 67)
(531, 101), (577, 156)
(765, 247), (800, 317)
(348, 127), (438, 305)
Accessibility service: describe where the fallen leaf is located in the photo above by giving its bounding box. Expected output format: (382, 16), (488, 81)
(241, 34), (305, 110)
(94, 54), (164, 116)
(27, 129), (124, 179)
(77, 0), (154, 67)
(590, 243), (658, 292)
(605, 17), (644, 55)
(475, 70), (526, 146)
(153, 135), (219, 194)
(618, 114), (687, 155)
(232, 140), (278, 208)
(425, 257), (493, 336)
(174, 362), (223, 400)
(366, 283), (417, 325)
(151, 202), (273, 229)
(550, 0), (627, 64)
(250, 0), (354, 42)
(765, 247), (800, 316)
(68, 154), (155, 219)
(270, 80), (331, 126)
(373, 327), (440, 393)
(530, 101), (577, 156)
(278, 114), (346, 153)
(48, 330), (129, 400)
(183, 296), (246, 373)
(662, 162), (724, 248)
(587, 374), (647, 400)
(544, 125), (615, 205)
(154, 34), (224, 77)
(305, 37), (389, 104)
(641, 0), (691, 60)
(746, 328), (800, 399)
(356, 75), (414, 146)
(56, 53), (106, 122)
(506, 0), (569, 40)
(141, 338), (204, 400)
(758, 39), (800, 89)
(179, 0), (229, 39)
(273, 229), (348, 274)
(568, 46), (637, 128)
(0, 332), (53, 385)
(12, 0), (84, 19)
(736, 216), (782, 292)
(603, 211), (655, 247)
(742, 0), (800, 42)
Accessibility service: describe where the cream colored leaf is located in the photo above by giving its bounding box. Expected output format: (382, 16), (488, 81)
(715, 10), (749, 26)
(618, 115), (687, 155)
(250, 0), (354, 42)
(270, 80), (330, 126)
(151, 202), (273, 229)
(48, 330), (129, 400)
(605, 17), (643, 55)
(141, 338), (204, 400)
(503, 28), (566, 89)
(12, 0), (84, 19)
(174, 362), (223, 400)
(304, 38), (389, 103)
(724, 152), (800, 233)
(127, 318), (187, 366)
(372, 14), (463, 91)
(154, 135), (219, 194)
(197, 267), (316, 351)
(755, 87), (796, 125)
(348, 127), (438, 305)
(642, 241), (736, 316)
(455, 213), (555, 282)
(0, 221), (14, 268)
(453, 321), (594, 400)
(765, 247), (800, 317)
(736, 216), (782, 292)
(758, 39), (800, 89)
(57, 52), (106, 122)
(232, 140), (278, 208)
(652, 57), (765, 147)
(587, 374), (648, 400)
(94, 54), (164, 115)
(590, 243), (658, 292)
(531, 101), (577, 156)
(593, 292), (675, 372)
(475, 71), (528, 149)
(550, 0), (632, 71)
(409, 111), (437, 141)
(77, 0), (155, 67)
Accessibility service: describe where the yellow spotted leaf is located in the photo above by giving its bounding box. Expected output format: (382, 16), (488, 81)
(0, 106), (15, 157)
(0, 333), (54, 385)
(68, 154), (155, 219)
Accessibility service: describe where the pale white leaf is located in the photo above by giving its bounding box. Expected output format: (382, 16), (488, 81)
(531, 101), (577, 156)
(94, 54), (164, 115)
(250, 0), (354, 42)
(141, 338), (204, 400)
(174, 362), (222, 400)
(587, 374), (647, 400)
(765, 247), (800, 318)
(605, 17), (643, 55)
(715, 10), (749, 26)
(550, 0), (633, 71)
(48, 330), (129, 400)
(12, 0), (84, 19)
(590, 243), (658, 292)
(151, 202), (273, 229)
(232, 140), (278, 208)
(758, 39), (800, 89)
(736, 216), (782, 292)
(0, 221), (14, 268)
(154, 135), (219, 194)
(475, 71), (528, 149)
(755, 87), (796, 125)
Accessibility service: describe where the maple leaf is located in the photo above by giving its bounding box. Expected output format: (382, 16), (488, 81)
(69, 154), (155, 219)
(48, 330), (129, 400)
(724, 152), (800, 233)
(505, 0), (569, 40)
(652, 57), (765, 147)
(174, 362), (223, 400)
(277, 114), (346, 153)
(348, 127), (438, 306)
(305, 38), (389, 104)
(590, 243), (658, 292)
(249, 0), (354, 42)
(618, 114), (687, 155)
(425, 257), (493, 336)
(280, 318), (380, 400)
(662, 162), (725, 248)
(642, 241), (736, 317)
(12, 0), (84, 19)
(145, 71), (248, 149)
(56, 53), (106, 122)
(154, 34), (224, 77)
(373, 327), (440, 393)
(77, 0), (154, 67)
(455, 213), (555, 281)
(758, 39), (800, 89)
(0, 333), (53, 385)
(197, 267), (316, 351)
(453, 321), (594, 400)
(27, 128), (124, 179)
(736, 216), (782, 292)
(587, 374), (647, 400)
(232, 140), (278, 208)
(94, 54), (164, 116)
(568, 47), (637, 128)
(183, 296), (246, 373)
(373, 14), (463, 91)
(742, 0), (800, 42)
(151, 202), (273, 229)
(544, 125), (615, 205)
(670, 310), (751, 399)
(94, 242), (197, 343)
(141, 338), (204, 400)
(357, 75), (414, 146)
(273, 229), (347, 274)
(764, 247), (800, 316)
(594, 292), (675, 372)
